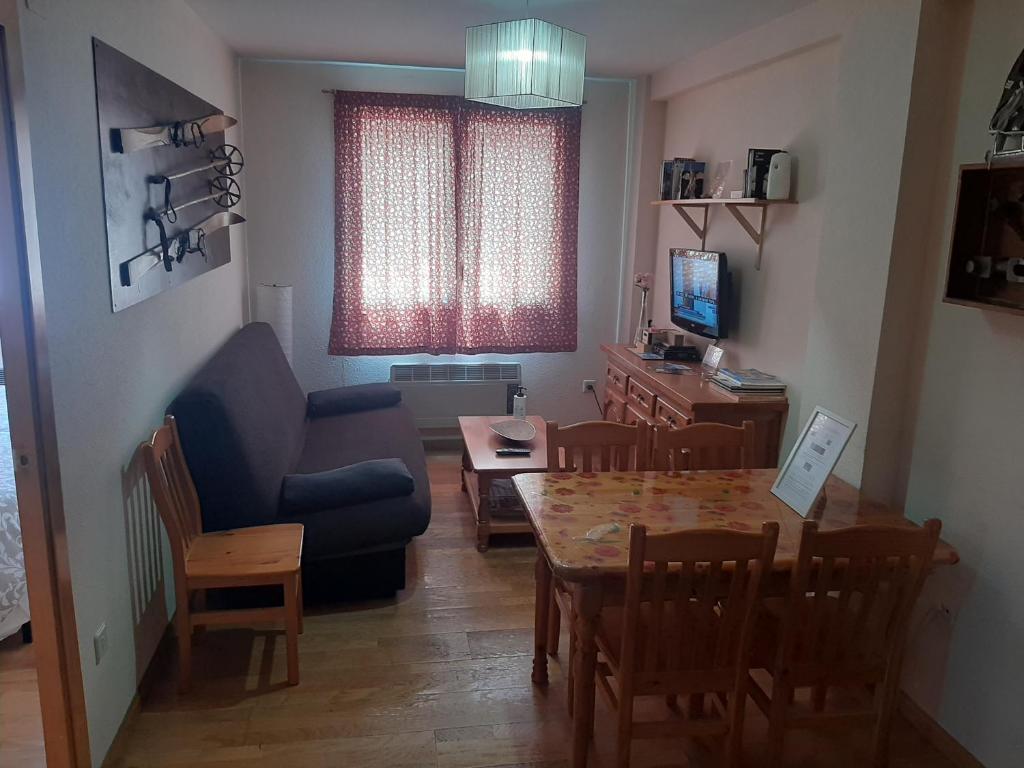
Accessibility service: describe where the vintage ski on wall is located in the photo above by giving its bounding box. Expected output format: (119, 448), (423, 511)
(120, 210), (246, 287)
(143, 173), (241, 268)
(112, 113), (238, 154)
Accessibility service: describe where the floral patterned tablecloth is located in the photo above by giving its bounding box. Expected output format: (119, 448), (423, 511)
(512, 469), (958, 581)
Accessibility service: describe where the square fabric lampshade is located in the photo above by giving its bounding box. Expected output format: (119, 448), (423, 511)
(465, 18), (585, 109)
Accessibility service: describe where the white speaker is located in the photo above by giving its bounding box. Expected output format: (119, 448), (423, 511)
(766, 151), (792, 200)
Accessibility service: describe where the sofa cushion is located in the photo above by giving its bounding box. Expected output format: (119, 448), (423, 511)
(289, 403), (431, 559)
(167, 323), (306, 530)
(280, 458), (415, 516)
(307, 383), (402, 419)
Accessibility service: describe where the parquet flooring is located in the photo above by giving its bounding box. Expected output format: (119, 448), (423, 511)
(104, 452), (958, 768)
(0, 632), (45, 768)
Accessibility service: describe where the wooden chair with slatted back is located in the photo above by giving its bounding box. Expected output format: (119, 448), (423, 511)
(651, 420), (757, 471)
(595, 521), (780, 768)
(748, 519), (942, 768)
(142, 415), (304, 692)
(546, 419), (650, 473)
(543, 419), (650, 706)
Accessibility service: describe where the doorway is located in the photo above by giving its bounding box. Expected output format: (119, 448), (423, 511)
(0, 15), (90, 768)
(0, 331), (44, 767)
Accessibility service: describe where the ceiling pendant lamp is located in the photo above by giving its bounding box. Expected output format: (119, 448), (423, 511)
(465, 18), (586, 109)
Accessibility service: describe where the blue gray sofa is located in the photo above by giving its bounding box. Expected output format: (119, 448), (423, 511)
(167, 322), (431, 598)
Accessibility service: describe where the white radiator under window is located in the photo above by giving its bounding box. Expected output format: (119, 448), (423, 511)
(390, 363), (521, 429)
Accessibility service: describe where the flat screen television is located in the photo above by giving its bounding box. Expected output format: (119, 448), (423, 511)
(669, 248), (730, 339)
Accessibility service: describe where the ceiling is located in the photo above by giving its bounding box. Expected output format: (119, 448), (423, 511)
(186, 0), (815, 78)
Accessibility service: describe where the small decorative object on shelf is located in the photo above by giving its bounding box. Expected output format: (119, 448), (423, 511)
(766, 151), (792, 200)
(659, 157), (705, 199)
(709, 160), (732, 199)
(633, 272), (653, 345)
(745, 148), (785, 199)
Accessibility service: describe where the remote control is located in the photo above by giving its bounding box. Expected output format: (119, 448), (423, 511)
(496, 447), (531, 457)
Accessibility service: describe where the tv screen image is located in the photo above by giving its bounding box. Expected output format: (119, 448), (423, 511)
(669, 248), (729, 339)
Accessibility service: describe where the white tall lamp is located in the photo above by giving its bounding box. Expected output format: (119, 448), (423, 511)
(465, 18), (586, 109)
(254, 283), (293, 365)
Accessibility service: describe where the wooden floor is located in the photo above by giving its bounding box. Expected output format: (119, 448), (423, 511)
(105, 452), (957, 768)
(0, 633), (45, 768)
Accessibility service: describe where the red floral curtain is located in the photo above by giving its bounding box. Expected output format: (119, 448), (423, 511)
(330, 91), (580, 355)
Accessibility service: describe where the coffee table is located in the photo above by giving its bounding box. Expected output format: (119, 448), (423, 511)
(458, 415), (548, 552)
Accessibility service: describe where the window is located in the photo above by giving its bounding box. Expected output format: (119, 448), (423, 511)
(330, 92), (580, 355)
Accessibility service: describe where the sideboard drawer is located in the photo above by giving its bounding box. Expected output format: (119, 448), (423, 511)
(654, 398), (692, 430)
(626, 378), (657, 418)
(606, 362), (629, 396)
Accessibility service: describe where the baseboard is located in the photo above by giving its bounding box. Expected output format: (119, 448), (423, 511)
(899, 691), (985, 768)
(99, 691), (141, 768)
(100, 623), (174, 768)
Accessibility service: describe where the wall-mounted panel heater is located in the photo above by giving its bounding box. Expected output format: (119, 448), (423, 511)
(390, 363), (521, 429)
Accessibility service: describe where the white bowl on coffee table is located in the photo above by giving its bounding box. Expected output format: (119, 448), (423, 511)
(489, 419), (537, 443)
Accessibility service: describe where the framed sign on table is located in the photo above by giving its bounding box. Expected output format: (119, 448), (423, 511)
(771, 406), (856, 518)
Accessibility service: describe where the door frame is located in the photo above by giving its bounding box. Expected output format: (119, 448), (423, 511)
(0, 6), (91, 768)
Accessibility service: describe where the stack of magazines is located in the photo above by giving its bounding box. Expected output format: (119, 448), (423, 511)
(711, 368), (787, 401)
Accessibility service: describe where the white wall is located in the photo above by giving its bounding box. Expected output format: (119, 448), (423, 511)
(901, 2), (1024, 766)
(646, 0), (931, 478)
(17, 1), (245, 763)
(795, 0), (925, 485)
(649, 41), (840, 454)
(240, 59), (632, 424)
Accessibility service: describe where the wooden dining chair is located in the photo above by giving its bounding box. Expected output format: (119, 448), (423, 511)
(546, 419), (650, 473)
(748, 519), (942, 768)
(142, 415), (305, 692)
(651, 420), (757, 471)
(594, 521), (779, 768)
(544, 419), (650, 703)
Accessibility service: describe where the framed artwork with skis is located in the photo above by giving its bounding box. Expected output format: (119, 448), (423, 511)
(92, 39), (245, 312)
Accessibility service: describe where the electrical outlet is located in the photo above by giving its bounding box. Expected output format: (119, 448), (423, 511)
(93, 623), (109, 665)
(581, 379), (596, 393)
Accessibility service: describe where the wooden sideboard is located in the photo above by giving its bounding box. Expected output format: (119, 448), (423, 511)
(601, 344), (789, 468)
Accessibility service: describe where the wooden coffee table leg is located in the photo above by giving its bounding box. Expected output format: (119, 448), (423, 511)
(476, 474), (492, 552)
(461, 446), (469, 492)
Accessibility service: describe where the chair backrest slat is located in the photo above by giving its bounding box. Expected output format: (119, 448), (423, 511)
(546, 420), (649, 472)
(619, 522), (779, 691)
(142, 416), (204, 569)
(652, 420), (757, 472)
(779, 520), (941, 678)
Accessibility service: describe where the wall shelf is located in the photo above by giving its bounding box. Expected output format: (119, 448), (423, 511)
(651, 198), (797, 270)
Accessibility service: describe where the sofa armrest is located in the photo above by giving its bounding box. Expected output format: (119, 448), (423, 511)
(280, 458), (415, 516)
(307, 383), (402, 418)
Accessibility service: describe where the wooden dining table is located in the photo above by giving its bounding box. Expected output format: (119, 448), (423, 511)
(512, 468), (959, 768)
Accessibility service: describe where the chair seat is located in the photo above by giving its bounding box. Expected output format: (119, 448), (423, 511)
(186, 524), (304, 585)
